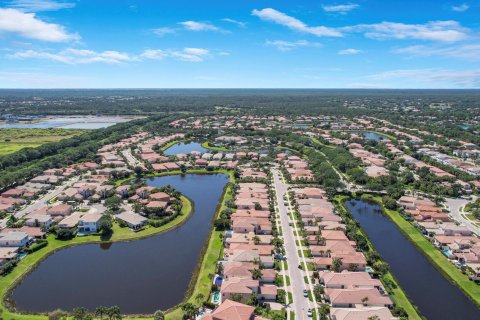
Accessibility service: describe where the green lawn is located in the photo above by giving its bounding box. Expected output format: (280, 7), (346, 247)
(201, 141), (231, 152)
(364, 195), (480, 308)
(159, 139), (188, 152)
(0, 195), (193, 320)
(335, 195), (422, 320)
(166, 171), (234, 320)
(0, 128), (84, 156)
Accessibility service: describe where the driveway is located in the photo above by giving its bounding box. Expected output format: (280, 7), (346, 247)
(445, 197), (480, 236)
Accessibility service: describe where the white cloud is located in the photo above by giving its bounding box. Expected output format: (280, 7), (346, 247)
(322, 4), (359, 14)
(7, 0), (75, 12)
(0, 8), (78, 42)
(394, 44), (480, 60)
(252, 8), (343, 37)
(222, 18), (246, 28)
(345, 21), (468, 42)
(9, 48), (136, 64)
(10, 47), (214, 64)
(152, 27), (176, 36)
(452, 3), (469, 12)
(367, 68), (480, 87)
(338, 48), (362, 55)
(179, 21), (220, 32)
(266, 40), (321, 51)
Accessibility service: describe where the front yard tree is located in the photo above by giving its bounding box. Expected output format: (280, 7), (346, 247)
(95, 306), (107, 319)
(181, 302), (197, 319)
(331, 257), (343, 272)
(105, 196), (122, 212)
(153, 310), (165, 320)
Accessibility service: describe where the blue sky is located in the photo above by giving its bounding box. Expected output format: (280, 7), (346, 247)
(0, 0), (479, 88)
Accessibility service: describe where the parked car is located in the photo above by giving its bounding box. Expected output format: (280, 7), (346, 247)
(303, 289), (308, 297)
(307, 309), (312, 317)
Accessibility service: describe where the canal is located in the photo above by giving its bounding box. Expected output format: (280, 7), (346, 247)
(345, 199), (480, 320)
(10, 173), (228, 314)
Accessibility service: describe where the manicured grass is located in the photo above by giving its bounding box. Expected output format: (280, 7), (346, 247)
(201, 141), (231, 152)
(0, 195), (192, 320)
(0, 128), (84, 156)
(310, 137), (335, 149)
(166, 170), (234, 320)
(364, 195), (480, 308)
(335, 195), (422, 320)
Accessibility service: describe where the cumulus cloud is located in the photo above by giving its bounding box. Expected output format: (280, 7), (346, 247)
(10, 47), (214, 64)
(252, 8), (343, 37)
(367, 68), (480, 87)
(322, 4), (359, 14)
(222, 18), (247, 28)
(266, 40), (321, 51)
(0, 8), (79, 42)
(7, 0), (75, 12)
(179, 21), (220, 32)
(338, 48), (362, 55)
(252, 8), (468, 42)
(344, 21), (468, 42)
(152, 27), (176, 36)
(452, 3), (469, 12)
(394, 44), (480, 61)
(9, 48), (135, 64)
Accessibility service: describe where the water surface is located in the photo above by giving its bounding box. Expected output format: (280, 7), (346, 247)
(163, 142), (207, 155)
(11, 174), (228, 314)
(345, 199), (480, 320)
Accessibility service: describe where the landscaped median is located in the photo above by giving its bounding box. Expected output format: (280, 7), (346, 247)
(362, 194), (480, 308)
(0, 193), (193, 320)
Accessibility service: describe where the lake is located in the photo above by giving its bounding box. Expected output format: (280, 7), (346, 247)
(10, 173), (228, 314)
(163, 142), (207, 155)
(0, 116), (136, 129)
(362, 132), (385, 141)
(345, 199), (480, 320)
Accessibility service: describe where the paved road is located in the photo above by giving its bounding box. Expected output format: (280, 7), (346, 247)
(445, 197), (480, 236)
(0, 176), (80, 228)
(121, 148), (144, 168)
(272, 169), (314, 320)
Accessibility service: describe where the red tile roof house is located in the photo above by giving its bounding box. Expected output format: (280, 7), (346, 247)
(320, 271), (383, 290)
(47, 204), (73, 217)
(235, 198), (269, 210)
(330, 307), (396, 320)
(324, 288), (393, 308)
(1, 188), (25, 198)
(232, 217), (272, 235)
(202, 299), (268, 320)
(116, 185), (130, 198)
(221, 278), (259, 303)
(135, 186), (156, 199)
(195, 159), (208, 167)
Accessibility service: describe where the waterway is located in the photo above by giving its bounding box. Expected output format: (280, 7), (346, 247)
(345, 199), (480, 320)
(10, 173), (228, 314)
(163, 142), (207, 155)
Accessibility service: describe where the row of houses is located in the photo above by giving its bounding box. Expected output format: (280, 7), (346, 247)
(277, 154), (314, 181)
(219, 182), (278, 305)
(347, 144), (389, 178)
(399, 196), (480, 280)
(292, 187), (396, 319)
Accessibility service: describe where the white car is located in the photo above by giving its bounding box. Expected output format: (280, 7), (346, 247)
(307, 308), (312, 317)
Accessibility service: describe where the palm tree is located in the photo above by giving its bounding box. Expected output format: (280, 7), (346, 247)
(331, 257), (343, 272)
(251, 268), (263, 280)
(181, 303), (197, 319)
(361, 296), (369, 306)
(153, 310), (165, 320)
(95, 306), (107, 320)
(252, 235), (261, 245)
(106, 306), (122, 320)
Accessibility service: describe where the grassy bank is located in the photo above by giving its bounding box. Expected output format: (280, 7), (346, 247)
(0, 195), (193, 320)
(166, 170), (234, 320)
(201, 141), (231, 152)
(361, 194), (480, 308)
(335, 195), (422, 320)
(0, 128), (84, 156)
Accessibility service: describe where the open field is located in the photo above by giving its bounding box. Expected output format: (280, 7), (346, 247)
(0, 129), (84, 156)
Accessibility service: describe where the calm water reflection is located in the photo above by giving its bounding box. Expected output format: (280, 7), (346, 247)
(345, 199), (480, 320)
(11, 174), (228, 314)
